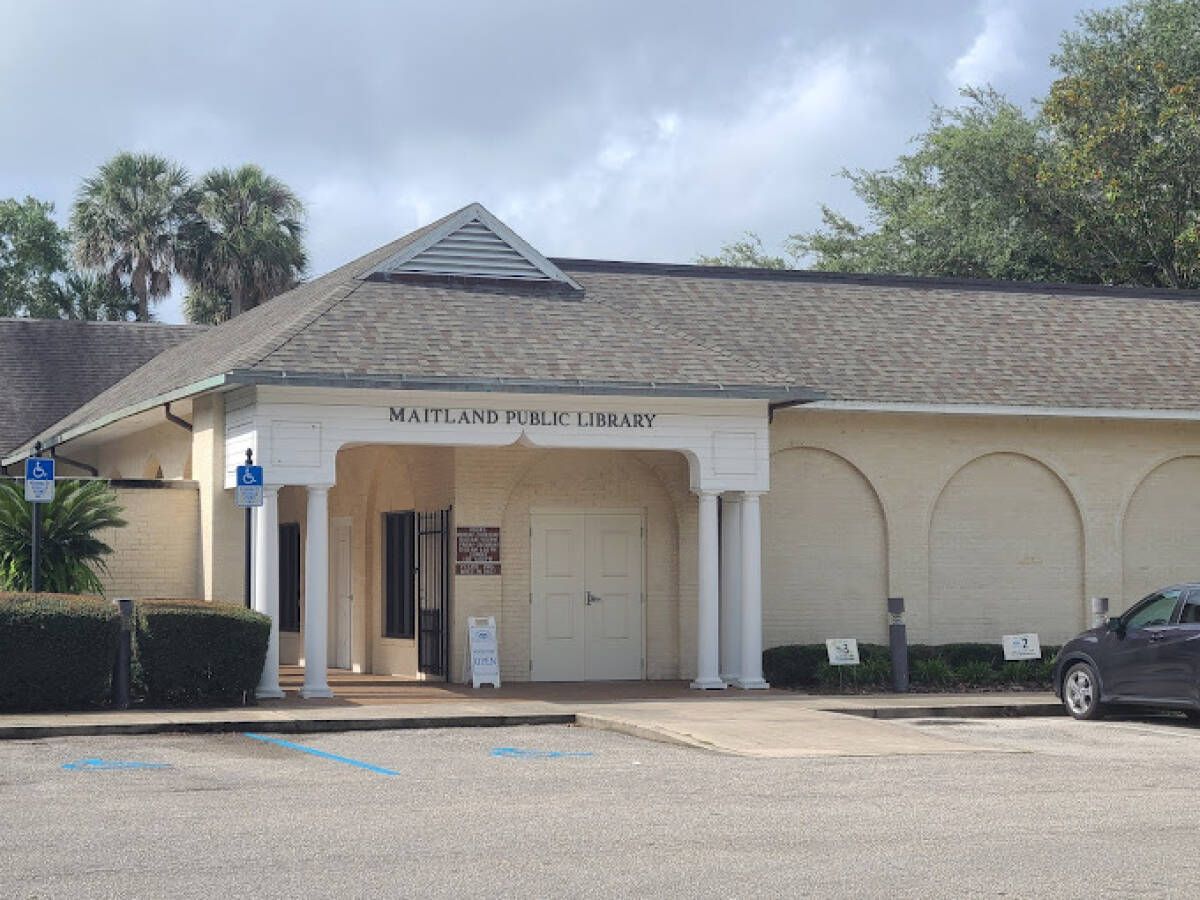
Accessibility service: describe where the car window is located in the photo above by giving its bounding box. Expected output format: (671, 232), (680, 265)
(1181, 590), (1200, 624)
(1127, 589), (1183, 628)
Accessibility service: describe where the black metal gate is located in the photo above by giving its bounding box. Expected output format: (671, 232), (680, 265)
(415, 507), (451, 677)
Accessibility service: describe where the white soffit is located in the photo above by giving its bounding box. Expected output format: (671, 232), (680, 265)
(367, 202), (582, 290)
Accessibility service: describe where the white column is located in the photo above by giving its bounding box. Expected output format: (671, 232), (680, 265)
(691, 490), (726, 689)
(735, 491), (769, 689)
(301, 484), (334, 699)
(719, 493), (743, 683)
(254, 486), (283, 699)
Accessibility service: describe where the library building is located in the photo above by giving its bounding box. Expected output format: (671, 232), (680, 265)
(5, 203), (1200, 697)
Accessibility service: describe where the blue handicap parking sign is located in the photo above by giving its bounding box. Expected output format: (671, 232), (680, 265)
(24, 457), (54, 503)
(235, 465), (264, 508)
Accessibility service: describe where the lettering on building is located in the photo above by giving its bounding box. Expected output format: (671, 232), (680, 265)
(389, 407), (657, 428)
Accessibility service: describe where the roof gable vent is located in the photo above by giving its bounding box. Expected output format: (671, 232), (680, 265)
(365, 202), (581, 291)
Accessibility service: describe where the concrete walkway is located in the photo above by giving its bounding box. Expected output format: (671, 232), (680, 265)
(0, 683), (1062, 758)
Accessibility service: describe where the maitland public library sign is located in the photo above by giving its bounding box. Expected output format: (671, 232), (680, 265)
(389, 406), (659, 429)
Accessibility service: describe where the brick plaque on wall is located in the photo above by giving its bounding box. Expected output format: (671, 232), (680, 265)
(456, 526), (501, 575)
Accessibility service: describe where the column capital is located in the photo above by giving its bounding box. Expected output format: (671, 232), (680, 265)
(693, 488), (721, 499)
(306, 483), (334, 495)
(262, 484), (281, 497)
(740, 490), (764, 500)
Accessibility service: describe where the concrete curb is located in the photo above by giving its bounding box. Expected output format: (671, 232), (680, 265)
(0, 699), (1065, 742)
(827, 702), (1063, 720)
(573, 712), (727, 754)
(0, 713), (576, 741)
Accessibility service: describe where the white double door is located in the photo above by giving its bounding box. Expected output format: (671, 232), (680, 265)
(531, 511), (644, 681)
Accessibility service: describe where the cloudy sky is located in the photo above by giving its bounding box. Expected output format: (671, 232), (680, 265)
(1, 0), (1110, 323)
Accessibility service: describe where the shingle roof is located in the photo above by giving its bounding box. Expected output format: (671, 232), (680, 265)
(13, 211), (1200, 460)
(561, 262), (1200, 409)
(0, 319), (206, 457)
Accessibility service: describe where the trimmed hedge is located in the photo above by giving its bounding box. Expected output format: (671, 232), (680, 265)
(763, 642), (1060, 691)
(135, 599), (270, 705)
(0, 592), (119, 711)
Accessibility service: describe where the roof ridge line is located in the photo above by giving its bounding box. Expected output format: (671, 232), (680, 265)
(553, 258), (1200, 301)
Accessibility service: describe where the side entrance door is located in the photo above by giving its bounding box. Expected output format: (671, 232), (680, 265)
(530, 511), (643, 681)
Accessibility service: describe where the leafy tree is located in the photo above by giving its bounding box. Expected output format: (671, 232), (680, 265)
(0, 479), (126, 595)
(71, 152), (193, 321)
(0, 197), (69, 317)
(695, 232), (792, 269)
(1038, 0), (1200, 287)
(178, 164), (306, 322)
(715, 0), (1200, 289)
(791, 89), (1074, 281)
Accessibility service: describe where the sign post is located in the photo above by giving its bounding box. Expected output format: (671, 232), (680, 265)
(24, 444), (54, 593)
(235, 450), (264, 609)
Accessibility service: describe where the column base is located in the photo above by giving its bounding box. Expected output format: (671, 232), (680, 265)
(689, 678), (728, 690)
(719, 671), (740, 684)
(299, 687), (334, 699)
(733, 678), (770, 690)
(255, 687), (285, 700)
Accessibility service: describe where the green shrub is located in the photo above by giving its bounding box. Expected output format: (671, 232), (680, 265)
(0, 592), (118, 710)
(998, 646), (1058, 686)
(911, 657), (955, 687)
(954, 660), (998, 686)
(763, 641), (1058, 691)
(939, 643), (1005, 669)
(763, 644), (831, 687)
(135, 599), (270, 705)
(856, 657), (893, 686)
(764, 643), (891, 688)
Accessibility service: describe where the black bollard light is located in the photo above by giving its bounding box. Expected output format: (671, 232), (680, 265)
(888, 596), (908, 694)
(113, 598), (133, 709)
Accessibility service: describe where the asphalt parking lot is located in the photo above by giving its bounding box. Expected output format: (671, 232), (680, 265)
(4, 716), (1200, 898)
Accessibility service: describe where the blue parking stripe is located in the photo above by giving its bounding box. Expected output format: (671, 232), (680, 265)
(243, 733), (400, 776)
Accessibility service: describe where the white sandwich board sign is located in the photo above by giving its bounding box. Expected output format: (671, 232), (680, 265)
(467, 616), (501, 688)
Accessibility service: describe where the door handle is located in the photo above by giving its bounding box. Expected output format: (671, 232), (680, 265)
(1150, 632), (1168, 642)
(585, 591), (601, 605)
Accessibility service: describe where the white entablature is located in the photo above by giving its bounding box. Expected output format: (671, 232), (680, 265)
(222, 385), (770, 493)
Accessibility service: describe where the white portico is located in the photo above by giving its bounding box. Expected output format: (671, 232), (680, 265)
(228, 385), (774, 696)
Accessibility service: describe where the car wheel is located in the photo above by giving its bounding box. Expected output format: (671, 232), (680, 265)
(1063, 662), (1105, 720)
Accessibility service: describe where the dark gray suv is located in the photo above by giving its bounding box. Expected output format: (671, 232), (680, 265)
(1054, 584), (1200, 720)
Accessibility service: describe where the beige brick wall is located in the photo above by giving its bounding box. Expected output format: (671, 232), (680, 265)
(1123, 456), (1200, 601)
(277, 445), (455, 674)
(100, 485), (201, 599)
(929, 452), (1083, 642)
(763, 447), (888, 647)
(88, 399), (1200, 678)
(453, 446), (690, 683)
(767, 409), (1200, 648)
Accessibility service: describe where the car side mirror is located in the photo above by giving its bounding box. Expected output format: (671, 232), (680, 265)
(1106, 616), (1125, 636)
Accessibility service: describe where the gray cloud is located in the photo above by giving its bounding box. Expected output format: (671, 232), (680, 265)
(0, 0), (1108, 321)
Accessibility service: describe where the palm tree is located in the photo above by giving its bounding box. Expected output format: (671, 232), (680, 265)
(60, 271), (139, 321)
(70, 153), (193, 321)
(179, 164), (307, 322)
(0, 480), (126, 595)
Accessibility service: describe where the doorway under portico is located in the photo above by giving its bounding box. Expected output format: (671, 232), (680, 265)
(235, 389), (772, 699)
